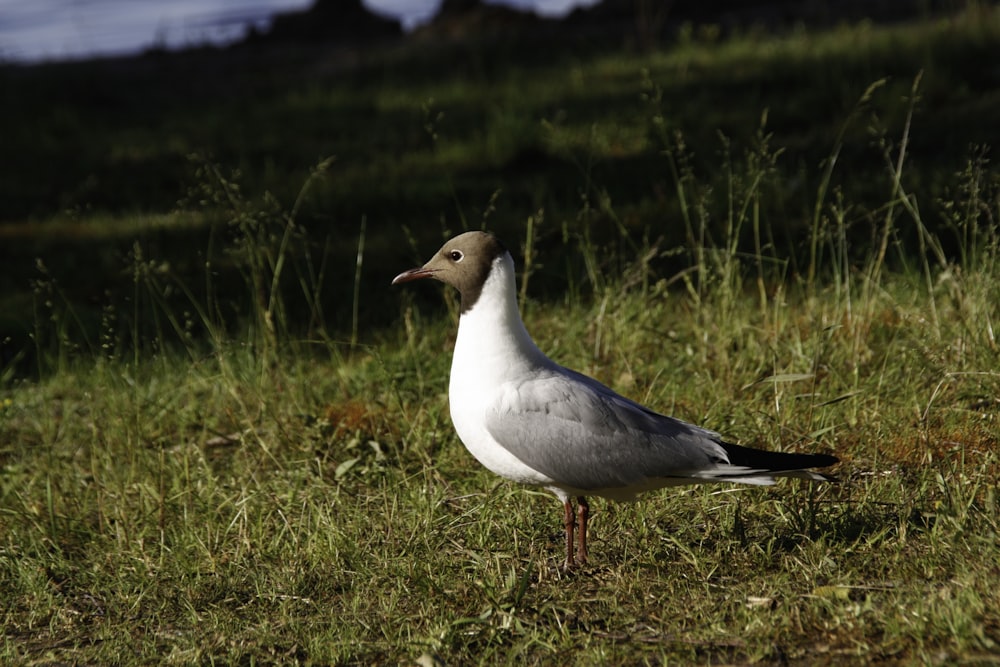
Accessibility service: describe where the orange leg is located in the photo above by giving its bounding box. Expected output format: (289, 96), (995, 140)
(576, 496), (589, 565)
(562, 499), (575, 569)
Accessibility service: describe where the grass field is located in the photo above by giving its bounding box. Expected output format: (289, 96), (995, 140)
(2, 6), (1000, 665)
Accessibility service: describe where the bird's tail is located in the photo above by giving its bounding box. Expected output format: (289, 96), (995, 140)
(719, 441), (839, 483)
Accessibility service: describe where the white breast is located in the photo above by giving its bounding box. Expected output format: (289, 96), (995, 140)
(447, 254), (556, 487)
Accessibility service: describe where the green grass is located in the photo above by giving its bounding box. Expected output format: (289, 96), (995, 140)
(3, 4), (1000, 358)
(2, 241), (998, 663)
(2, 7), (1000, 665)
(3, 144), (1000, 661)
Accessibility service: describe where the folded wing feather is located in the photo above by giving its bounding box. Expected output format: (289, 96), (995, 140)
(486, 367), (733, 491)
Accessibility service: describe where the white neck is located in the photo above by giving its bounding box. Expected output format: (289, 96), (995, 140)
(451, 253), (550, 385)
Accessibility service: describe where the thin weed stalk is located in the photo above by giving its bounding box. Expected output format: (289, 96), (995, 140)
(519, 209), (541, 309)
(352, 215), (367, 351)
(807, 78), (888, 292)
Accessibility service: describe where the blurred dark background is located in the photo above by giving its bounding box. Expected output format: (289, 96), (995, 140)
(1, 0), (998, 378)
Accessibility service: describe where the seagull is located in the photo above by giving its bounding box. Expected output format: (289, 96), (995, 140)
(392, 231), (838, 568)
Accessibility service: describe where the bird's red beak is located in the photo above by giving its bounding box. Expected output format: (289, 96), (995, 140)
(391, 266), (438, 285)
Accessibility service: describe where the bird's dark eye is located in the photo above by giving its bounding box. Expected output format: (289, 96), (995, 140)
(449, 250), (464, 262)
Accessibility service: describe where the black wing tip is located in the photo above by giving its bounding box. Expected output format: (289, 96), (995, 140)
(721, 441), (839, 472)
(813, 453), (840, 468)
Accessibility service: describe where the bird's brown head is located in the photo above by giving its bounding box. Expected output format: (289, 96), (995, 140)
(392, 231), (508, 313)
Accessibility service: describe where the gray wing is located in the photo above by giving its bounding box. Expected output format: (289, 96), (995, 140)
(484, 366), (729, 491)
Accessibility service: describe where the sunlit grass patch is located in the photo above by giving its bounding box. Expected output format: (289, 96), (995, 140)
(4, 214), (998, 662)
